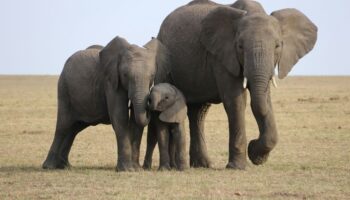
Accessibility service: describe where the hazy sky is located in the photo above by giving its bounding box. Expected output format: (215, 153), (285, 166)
(0, 0), (348, 75)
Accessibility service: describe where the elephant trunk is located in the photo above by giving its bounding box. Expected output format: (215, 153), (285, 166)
(147, 91), (161, 111)
(245, 46), (278, 165)
(248, 74), (270, 116)
(245, 44), (274, 117)
(130, 87), (150, 127)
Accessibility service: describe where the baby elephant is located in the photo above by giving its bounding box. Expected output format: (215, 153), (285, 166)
(143, 83), (188, 171)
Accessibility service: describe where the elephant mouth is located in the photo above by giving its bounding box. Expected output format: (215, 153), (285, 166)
(132, 98), (151, 126)
(242, 76), (278, 90)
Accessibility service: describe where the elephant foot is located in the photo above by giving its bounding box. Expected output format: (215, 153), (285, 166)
(175, 158), (188, 171)
(158, 164), (171, 171)
(132, 162), (143, 171)
(116, 161), (135, 172)
(226, 160), (246, 170)
(248, 139), (270, 165)
(170, 161), (177, 169)
(176, 163), (188, 171)
(226, 152), (247, 170)
(42, 151), (70, 169)
(142, 160), (152, 170)
(190, 155), (211, 168)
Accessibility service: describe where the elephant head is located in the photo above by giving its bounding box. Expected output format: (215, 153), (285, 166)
(86, 45), (104, 50)
(201, 1), (317, 113)
(200, 0), (317, 164)
(100, 36), (171, 127)
(148, 83), (187, 123)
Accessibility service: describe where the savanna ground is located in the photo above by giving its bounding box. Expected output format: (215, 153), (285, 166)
(0, 76), (349, 199)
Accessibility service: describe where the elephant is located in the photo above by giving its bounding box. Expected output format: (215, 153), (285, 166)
(142, 83), (188, 171)
(42, 36), (171, 171)
(157, 0), (318, 169)
(86, 45), (104, 50)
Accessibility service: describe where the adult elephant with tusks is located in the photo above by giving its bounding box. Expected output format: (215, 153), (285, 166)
(42, 36), (170, 171)
(157, 0), (317, 169)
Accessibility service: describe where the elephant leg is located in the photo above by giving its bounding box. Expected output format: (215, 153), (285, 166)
(215, 72), (248, 170)
(129, 108), (144, 171)
(188, 103), (211, 168)
(157, 121), (171, 171)
(168, 133), (177, 169)
(248, 92), (278, 165)
(113, 126), (134, 172)
(106, 84), (134, 172)
(223, 91), (248, 170)
(171, 123), (187, 171)
(143, 119), (157, 170)
(59, 122), (88, 166)
(43, 102), (88, 169)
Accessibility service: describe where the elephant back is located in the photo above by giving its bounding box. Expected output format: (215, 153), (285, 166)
(156, 0), (221, 102)
(86, 45), (104, 50)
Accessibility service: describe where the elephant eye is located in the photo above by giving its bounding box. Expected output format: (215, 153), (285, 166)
(165, 96), (169, 100)
(275, 43), (280, 49)
(238, 44), (243, 50)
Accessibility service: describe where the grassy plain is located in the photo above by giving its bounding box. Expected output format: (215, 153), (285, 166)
(0, 76), (349, 199)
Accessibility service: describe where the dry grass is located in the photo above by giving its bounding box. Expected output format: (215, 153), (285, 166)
(0, 75), (349, 199)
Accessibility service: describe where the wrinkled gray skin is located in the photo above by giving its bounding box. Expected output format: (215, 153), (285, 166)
(157, 0), (317, 169)
(142, 83), (188, 171)
(42, 36), (170, 171)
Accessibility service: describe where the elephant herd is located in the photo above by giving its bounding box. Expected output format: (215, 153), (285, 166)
(42, 0), (317, 172)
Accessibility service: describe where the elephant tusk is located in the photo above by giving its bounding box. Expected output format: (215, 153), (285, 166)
(128, 100), (131, 108)
(271, 77), (278, 88)
(150, 80), (155, 91)
(243, 77), (248, 89)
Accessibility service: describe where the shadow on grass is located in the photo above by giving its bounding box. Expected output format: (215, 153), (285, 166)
(0, 166), (43, 173)
(73, 165), (115, 171)
(0, 165), (116, 173)
(0, 164), (272, 173)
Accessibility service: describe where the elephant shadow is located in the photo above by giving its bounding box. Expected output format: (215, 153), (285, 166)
(0, 165), (115, 173)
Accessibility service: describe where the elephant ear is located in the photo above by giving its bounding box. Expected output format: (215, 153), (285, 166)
(144, 37), (172, 84)
(200, 6), (246, 77)
(271, 9), (318, 79)
(99, 36), (130, 89)
(159, 89), (187, 124)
